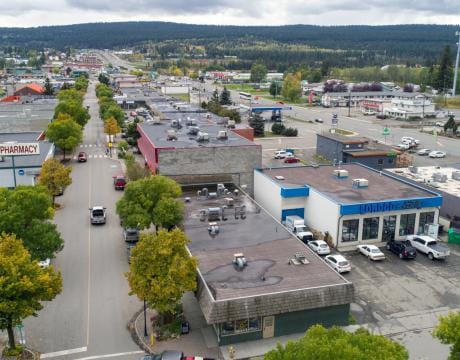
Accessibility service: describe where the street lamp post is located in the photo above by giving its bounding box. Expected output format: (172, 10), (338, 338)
(348, 89), (351, 117)
(143, 299), (148, 337)
(452, 31), (460, 97)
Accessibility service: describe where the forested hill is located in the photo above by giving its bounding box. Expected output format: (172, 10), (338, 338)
(0, 22), (456, 57)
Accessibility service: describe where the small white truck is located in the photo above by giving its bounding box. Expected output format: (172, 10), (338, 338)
(406, 235), (450, 260)
(285, 215), (314, 243)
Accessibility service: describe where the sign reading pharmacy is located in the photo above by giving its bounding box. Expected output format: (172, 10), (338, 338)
(0, 143), (40, 156)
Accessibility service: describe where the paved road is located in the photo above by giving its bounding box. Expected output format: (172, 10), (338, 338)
(24, 80), (143, 360)
(193, 80), (460, 166)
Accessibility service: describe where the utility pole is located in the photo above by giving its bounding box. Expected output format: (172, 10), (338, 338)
(453, 31), (460, 97)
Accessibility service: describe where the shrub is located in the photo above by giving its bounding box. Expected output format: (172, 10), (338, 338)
(282, 127), (298, 137)
(271, 123), (286, 135)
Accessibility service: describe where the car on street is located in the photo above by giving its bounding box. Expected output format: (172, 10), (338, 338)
(324, 254), (351, 273)
(314, 118), (323, 123)
(113, 175), (127, 190)
(38, 258), (51, 268)
(89, 206), (106, 225)
(123, 228), (140, 243)
(78, 151), (87, 162)
(435, 121), (445, 127)
(284, 157), (300, 163)
(357, 245), (386, 261)
(429, 151), (446, 158)
(401, 136), (420, 145)
(386, 240), (417, 259)
(417, 148), (431, 156)
(307, 240), (331, 255)
(407, 235), (450, 260)
(396, 143), (410, 150)
(273, 150), (293, 159)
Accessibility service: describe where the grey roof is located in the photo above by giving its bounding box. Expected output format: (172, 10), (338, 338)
(0, 102), (55, 132)
(0, 132), (53, 168)
(326, 91), (429, 98)
(138, 117), (255, 149)
(261, 164), (437, 204)
(184, 188), (353, 323)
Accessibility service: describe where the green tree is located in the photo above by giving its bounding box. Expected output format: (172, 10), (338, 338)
(251, 63), (267, 83)
(95, 84), (113, 98)
(269, 81), (282, 98)
(124, 154), (149, 182)
(265, 325), (408, 360)
(47, 113), (83, 160)
(39, 159), (72, 205)
(75, 76), (89, 91)
(433, 311), (460, 360)
(54, 100), (90, 127)
(58, 89), (84, 104)
(0, 233), (62, 351)
(98, 73), (110, 86)
(219, 86), (232, 105)
(103, 104), (125, 126)
(44, 77), (54, 96)
(126, 229), (197, 319)
(444, 115), (458, 133)
(153, 197), (184, 230)
(436, 46), (454, 91)
(211, 88), (219, 103)
(249, 113), (265, 137)
(0, 186), (63, 261)
(282, 72), (302, 101)
(116, 176), (182, 230)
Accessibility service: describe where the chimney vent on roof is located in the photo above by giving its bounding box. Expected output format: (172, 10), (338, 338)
(352, 178), (369, 188)
(233, 253), (247, 270)
(333, 169), (349, 179)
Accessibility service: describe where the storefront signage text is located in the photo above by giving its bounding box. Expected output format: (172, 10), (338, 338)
(0, 143), (40, 156)
(359, 200), (423, 214)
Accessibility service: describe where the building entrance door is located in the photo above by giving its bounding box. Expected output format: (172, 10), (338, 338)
(382, 215), (397, 242)
(263, 316), (275, 338)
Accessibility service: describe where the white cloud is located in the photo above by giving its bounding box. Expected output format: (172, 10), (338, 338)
(0, 0), (458, 27)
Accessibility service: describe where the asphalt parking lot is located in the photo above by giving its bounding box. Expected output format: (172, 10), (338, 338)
(338, 243), (460, 325)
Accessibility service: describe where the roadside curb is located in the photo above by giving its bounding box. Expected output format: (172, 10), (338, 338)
(127, 307), (151, 355)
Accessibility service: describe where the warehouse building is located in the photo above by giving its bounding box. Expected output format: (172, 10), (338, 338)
(137, 101), (260, 195)
(316, 132), (401, 170)
(254, 164), (442, 249)
(183, 185), (353, 346)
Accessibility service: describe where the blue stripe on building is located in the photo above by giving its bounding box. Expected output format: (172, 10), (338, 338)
(280, 186), (309, 198)
(281, 208), (305, 221)
(340, 196), (443, 216)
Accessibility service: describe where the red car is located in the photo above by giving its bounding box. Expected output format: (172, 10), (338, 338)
(113, 175), (126, 190)
(277, 101), (285, 105)
(78, 152), (87, 162)
(284, 157), (300, 163)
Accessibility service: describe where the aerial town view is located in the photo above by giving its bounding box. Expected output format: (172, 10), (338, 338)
(0, 2), (460, 360)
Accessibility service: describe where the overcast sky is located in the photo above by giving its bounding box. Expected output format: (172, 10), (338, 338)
(0, 0), (459, 27)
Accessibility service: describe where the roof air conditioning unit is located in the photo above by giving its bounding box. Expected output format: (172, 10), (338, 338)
(333, 169), (349, 178)
(208, 207), (221, 221)
(186, 118), (197, 126)
(432, 173), (447, 183)
(187, 126), (200, 135)
(289, 252), (309, 265)
(208, 222), (220, 236)
(197, 132), (209, 142)
(233, 253), (247, 270)
(227, 119), (236, 129)
(452, 171), (460, 181)
(217, 130), (228, 139)
(352, 178), (369, 188)
(167, 129), (177, 141)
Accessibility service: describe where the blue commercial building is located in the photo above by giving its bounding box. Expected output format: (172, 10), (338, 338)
(254, 163), (442, 249)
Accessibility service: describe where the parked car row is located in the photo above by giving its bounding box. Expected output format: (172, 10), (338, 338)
(321, 235), (450, 275)
(273, 150), (300, 163)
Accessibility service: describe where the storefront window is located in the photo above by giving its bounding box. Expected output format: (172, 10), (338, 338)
(418, 212), (435, 234)
(342, 219), (359, 242)
(363, 217), (379, 240)
(220, 318), (261, 336)
(399, 213), (416, 236)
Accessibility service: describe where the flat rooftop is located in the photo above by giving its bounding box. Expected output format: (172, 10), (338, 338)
(0, 101), (56, 132)
(183, 187), (349, 301)
(138, 117), (255, 149)
(261, 164), (437, 204)
(387, 165), (460, 198)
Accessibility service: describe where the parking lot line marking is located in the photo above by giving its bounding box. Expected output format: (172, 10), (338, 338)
(74, 350), (144, 360)
(41, 347), (87, 358)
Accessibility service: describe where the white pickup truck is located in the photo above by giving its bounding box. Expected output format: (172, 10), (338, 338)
(285, 215), (314, 243)
(407, 235), (450, 260)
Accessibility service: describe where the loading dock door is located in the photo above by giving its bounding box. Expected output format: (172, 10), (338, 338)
(263, 316), (275, 338)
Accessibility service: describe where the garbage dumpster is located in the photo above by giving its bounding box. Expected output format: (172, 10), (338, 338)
(448, 228), (460, 244)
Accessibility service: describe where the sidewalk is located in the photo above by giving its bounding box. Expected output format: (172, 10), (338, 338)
(132, 292), (219, 359)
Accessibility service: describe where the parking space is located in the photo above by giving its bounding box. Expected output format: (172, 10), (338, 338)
(338, 243), (460, 324)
